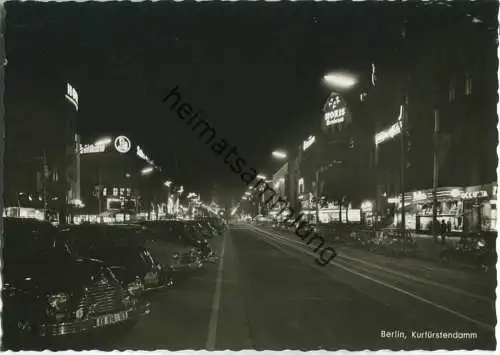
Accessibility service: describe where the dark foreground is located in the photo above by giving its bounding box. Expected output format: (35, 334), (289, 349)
(12, 223), (497, 350)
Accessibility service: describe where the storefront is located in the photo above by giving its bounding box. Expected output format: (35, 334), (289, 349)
(390, 182), (497, 232)
(462, 183), (497, 232)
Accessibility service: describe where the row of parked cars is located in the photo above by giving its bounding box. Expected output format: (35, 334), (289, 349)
(1, 216), (227, 350)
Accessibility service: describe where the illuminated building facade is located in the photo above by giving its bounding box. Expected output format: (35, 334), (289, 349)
(4, 81), (80, 224)
(77, 135), (169, 222)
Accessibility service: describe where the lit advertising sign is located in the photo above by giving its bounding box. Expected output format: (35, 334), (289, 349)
(413, 191), (427, 201)
(324, 108), (347, 126)
(137, 145), (153, 163)
(65, 82), (79, 111)
(461, 190), (488, 200)
(323, 94), (347, 127)
(114, 136), (131, 153)
(375, 105), (403, 145)
(375, 121), (401, 145)
(302, 135), (316, 151)
(80, 143), (106, 155)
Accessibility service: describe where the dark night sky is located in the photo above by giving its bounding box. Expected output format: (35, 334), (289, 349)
(5, 1), (497, 203)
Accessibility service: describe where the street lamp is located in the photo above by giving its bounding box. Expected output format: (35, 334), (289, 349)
(164, 180), (172, 187)
(272, 150), (287, 160)
(256, 174), (266, 180)
(141, 166), (154, 175)
(94, 137), (112, 146)
(323, 72), (358, 90)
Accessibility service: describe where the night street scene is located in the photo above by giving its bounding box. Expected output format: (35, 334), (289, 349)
(0, 1), (498, 351)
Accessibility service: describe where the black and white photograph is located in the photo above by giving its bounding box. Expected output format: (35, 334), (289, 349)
(0, 0), (498, 351)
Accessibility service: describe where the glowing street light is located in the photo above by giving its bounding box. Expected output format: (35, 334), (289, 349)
(256, 174), (266, 180)
(141, 166), (154, 175)
(271, 150), (287, 160)
(94, 137), (112, 146)
(164, 180), (173, 187)
(323, 72), (358, 90)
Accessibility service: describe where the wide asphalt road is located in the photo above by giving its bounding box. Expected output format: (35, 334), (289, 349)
(98, 222), (496, 351)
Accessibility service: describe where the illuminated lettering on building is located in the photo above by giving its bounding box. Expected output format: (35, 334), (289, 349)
(461, 190), (488, 200)
(413, 191), (427, 201)
(375, 121), (401, 145)
(302, 135), (316, 151)
(375, 105), (404, 145)
(324, 108), (346, 126)
(323, 94), (348, 127)
(137, 145), (153, 163)
(80, 143), (106, 154)
(65, 82), (79, 111)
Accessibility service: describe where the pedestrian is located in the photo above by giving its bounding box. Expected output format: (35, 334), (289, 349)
(447, 220), (452, 234)
(440, 220), (447, 244)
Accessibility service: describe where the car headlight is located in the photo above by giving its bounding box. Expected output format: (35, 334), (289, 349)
(46, 293), (70, 318)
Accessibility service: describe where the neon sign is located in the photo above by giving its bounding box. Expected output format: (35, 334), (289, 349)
(375, 105), (403, 145)
(65, 82), (79, 111)
(324, 108), (346, 126)
(114, 136), (131, 153)
(137, 145), (153, 163)
(302, 135), (316, 151)
(80, 143), (106, 154)
(462, 191), (488, 200)
(323, 94), (347, 127)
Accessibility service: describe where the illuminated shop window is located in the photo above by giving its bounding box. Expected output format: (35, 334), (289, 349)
(103, 188), (107, 196)
(113, 187), (118, 196)
(120, 188), (125, 196)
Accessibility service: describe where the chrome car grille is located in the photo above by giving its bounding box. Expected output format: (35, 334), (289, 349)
(79, 274), (127, 316)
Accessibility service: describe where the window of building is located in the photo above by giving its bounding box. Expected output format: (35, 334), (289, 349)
(465, 73), (472, 96)
(113, 187), (118, 196)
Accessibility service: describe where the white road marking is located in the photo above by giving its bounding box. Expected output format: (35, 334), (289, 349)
(248, 224), (495, 332)
(205, 230), (227, 350)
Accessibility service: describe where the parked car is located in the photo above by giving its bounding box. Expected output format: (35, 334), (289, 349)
(177, 220), (217, 262)
(191, 219), (218, 239)
(440, 232), (497, 271)
(141, 221), (204, 273)
(2, 218), (149, 349)
(60, 224), (173, 292)
(202, 217), (227, 234)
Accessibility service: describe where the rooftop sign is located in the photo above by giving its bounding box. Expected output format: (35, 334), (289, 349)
(65, 82), (79, 111)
